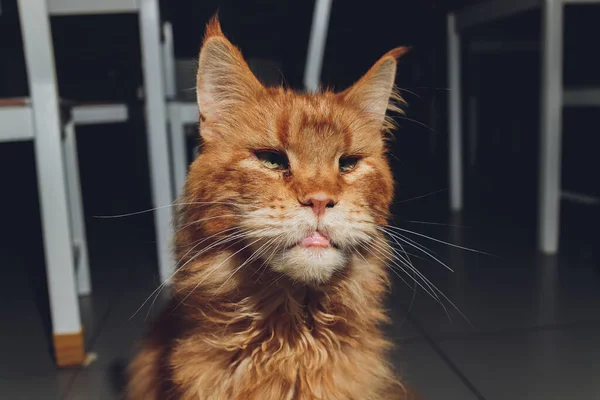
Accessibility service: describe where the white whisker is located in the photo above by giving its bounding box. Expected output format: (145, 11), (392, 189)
(367, 239), (444, 307)
(373, 233), (472, 325)
(130, 227), (247, 321)
(403, 220), (469, 228)
(357, 242), (415, 296)
(396, 115), (437, 132)
(212, 236), (279, 297)
(94, 201), (263, 219)
(174, 237), (264, 309)
(392, 188), (447, 204)
(174, 214), (251, 233)
(253, 236), (285, 284)
(379, 227), (453, 272)
(385, 225), (489, 255)
(370, 236), (420, 327)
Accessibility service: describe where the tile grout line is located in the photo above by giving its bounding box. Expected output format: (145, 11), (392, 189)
(407, 314), (488, 400)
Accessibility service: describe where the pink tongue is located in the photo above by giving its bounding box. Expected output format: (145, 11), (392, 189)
(301, 232), (330, 248)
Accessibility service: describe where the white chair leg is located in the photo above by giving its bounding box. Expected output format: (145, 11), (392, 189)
(304, 0), (333, 92)
(168, 103), (188, 199)
(139, 0), (174, 283)
(538, 0), (564, 254)
(162, 21), (176, 99)
(18, 0), (84, 366)
(448, 13), (463, 211)
(63, 119), (92, 296)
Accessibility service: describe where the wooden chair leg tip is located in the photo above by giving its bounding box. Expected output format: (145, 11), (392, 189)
(53, 330), (85, 367)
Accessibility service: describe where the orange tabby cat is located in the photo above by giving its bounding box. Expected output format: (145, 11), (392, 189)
(127, 16), (414, 400)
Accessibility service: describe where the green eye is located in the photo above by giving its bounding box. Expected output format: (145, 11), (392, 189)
(339, 156), (360, 173)
(255, 150), (289, 171)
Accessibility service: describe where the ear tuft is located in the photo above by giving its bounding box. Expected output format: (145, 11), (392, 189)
(203, 14), (225, 43)
(339, 46), (409, 132)
(386, 46), (411, 61)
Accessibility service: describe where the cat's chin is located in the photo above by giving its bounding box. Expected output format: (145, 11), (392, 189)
(269, 245), (348, 284)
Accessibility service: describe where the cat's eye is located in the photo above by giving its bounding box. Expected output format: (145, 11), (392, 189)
(339, 156), (360, 173)
(255, 150), (289, 171)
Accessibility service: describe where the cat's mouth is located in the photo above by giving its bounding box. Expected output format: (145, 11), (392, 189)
(294, 230), (342, 251)
(300, 231), (330, 249)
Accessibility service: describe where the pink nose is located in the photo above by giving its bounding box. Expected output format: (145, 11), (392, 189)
(300, 192), (336, 217)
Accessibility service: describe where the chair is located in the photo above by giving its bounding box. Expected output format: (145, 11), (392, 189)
(5, 0), (171, 367)
(447, 0), (600, 254)
(44, 0), (174, 283)
(1, 6), (131, 298)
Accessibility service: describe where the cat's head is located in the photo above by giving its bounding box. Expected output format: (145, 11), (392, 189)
(183, 16), (406, 284)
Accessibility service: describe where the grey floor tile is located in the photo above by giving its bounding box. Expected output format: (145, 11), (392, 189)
(387, 216), (600, 338)
(431, 321), (600, 400)
(0, 374), (75, 400)
(0, 251), (76, 399)
(80, 237), (160, 347)
(392, 340), (479, 400)
(64, 365), (124, 400)
(388, 277), (428, 340)
(412, 255), (600, 338)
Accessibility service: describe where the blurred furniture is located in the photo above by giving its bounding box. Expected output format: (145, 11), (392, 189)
(44, 0), (174, 283)
(162, 21), (199, 198)
(8, 0), (172, 367)
(447, 0), (600, 254)
(3, 0), (131, 353)
(4, 0), (85, 367)
(304, 0), (332, 92)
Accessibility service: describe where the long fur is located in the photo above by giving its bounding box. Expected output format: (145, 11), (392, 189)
(127, 16), (416, 400)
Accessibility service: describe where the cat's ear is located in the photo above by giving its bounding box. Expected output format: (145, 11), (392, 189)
(339, 47), (409, 126)
(196, 16), (263, 134)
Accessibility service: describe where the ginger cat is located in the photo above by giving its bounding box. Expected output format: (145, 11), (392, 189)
(128, 16), (414, 400)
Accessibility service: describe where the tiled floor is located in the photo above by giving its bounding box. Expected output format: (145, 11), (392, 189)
(1, 207), (600, 400)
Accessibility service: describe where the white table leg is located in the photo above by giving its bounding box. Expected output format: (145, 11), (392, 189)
(304, 0), (333, 92)
(63, 119), (91, 296)
(538, 0), (564, 254)
(17, 0), (84, 366)
(139, 0), (174, 283)
(448, 13), (464, 211)
(168, 103), (188, 199)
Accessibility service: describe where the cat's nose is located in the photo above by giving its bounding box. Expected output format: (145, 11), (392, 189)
(300, 192), (336, 217)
